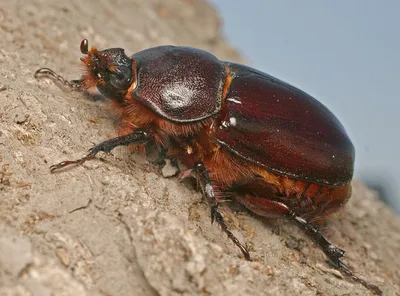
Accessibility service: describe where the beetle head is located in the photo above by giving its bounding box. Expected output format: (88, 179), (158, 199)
(79, 39), (136, 96)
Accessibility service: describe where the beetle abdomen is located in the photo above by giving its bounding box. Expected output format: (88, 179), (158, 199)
(216, 63), (355, 186)
(234, 181), (351, 221)
(201, 146), (351, 219)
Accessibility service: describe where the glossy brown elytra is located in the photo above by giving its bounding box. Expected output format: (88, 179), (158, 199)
(35, 39), (382, 295)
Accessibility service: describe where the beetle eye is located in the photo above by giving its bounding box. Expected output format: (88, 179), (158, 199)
(110, 66), (132, 90)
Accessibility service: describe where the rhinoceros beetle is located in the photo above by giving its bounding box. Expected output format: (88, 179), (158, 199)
(34, 39), (382, 295)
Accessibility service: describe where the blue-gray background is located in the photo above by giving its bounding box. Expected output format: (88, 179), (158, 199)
(208, 0), (400, 213)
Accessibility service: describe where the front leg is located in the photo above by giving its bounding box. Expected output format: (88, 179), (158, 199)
(194, 161), (251, 261)
(35, 68), (83, 91)
(50, 129), (151, 172)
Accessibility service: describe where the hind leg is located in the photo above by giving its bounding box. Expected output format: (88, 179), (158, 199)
(236, 194), (346, 265)
(236, 194), (382, 294)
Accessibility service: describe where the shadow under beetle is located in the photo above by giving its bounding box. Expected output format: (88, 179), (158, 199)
(35, 39), (382, 295)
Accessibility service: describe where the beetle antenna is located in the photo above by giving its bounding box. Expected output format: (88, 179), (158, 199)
(34, 68), (82, 91)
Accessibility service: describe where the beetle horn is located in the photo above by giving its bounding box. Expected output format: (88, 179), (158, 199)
(80, 39), (89, 55)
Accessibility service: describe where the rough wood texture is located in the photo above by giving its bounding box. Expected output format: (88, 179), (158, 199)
(0, 1), (399, 295)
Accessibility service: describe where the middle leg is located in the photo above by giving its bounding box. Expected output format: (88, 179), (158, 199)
(194, 161), (250, 260)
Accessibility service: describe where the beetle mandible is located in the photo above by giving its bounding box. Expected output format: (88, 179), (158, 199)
(35, 39), (382, 295)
